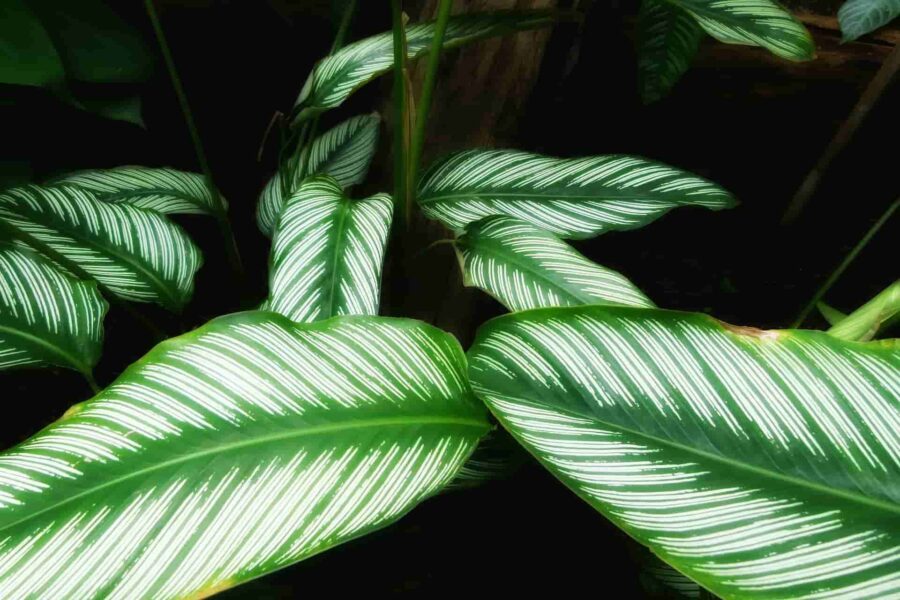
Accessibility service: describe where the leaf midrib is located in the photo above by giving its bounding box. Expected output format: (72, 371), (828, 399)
(418, 191), (720, 206)
(322, 198), (351, 317)
(100, 187), (212, 212)
(0, 413), (489, 534)
(0, 322), (91, 374)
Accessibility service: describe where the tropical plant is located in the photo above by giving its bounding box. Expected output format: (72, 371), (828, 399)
(0, 2), (897, 599)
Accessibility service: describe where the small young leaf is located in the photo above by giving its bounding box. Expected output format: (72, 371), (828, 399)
(817, 301), (848, 326)
(638, 0), (704, 104)
(417, 149), (736, 239)
(838, 0), (900, 41)
(827, 280), (900, 342)
(0, 242), (106, 373)
(269, 176), (392, 322)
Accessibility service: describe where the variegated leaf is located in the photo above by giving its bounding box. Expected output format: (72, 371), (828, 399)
(838, 0), (900, 41)
(827, 280), (900, 342)
(257, 113), (381, 237)
(455, 215), (654, 312)
(0, 312), (488, 599)
(417, 149), (736, 239)
(638, 0), (704, 104)
(269, 176), (392, 323)
(50, 166), (221, 215)
(0, 242), (106, 373)
(0, 185), (202, 311)
(294, 11), (555, 117)
(665, 0), (815, 61)
(469, 305), (899, 598)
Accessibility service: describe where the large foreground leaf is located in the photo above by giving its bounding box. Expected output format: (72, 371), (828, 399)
(838, 0), (900, 40)
(417, 149), (736, 239)
(455, 215), (654, 312)
(469, 305), (899, 598)
(0, 312), (488, 598)
(269, 176), (392, 323)
(827, 280), (900, 342)
(667, 0), (815, 60)
(257, 113), (381, 236)
(0, 243), (106, 373)
(51, 166), (220, 216)
(0, 185), (201, 311)
(294, 11), (555, 118)
(638, 0), (704, 104)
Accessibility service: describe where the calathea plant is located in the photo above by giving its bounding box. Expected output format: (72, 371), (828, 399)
(0, 2), (897, 599)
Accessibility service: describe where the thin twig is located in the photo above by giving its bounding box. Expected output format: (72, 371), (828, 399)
(391, 0), (410, 227)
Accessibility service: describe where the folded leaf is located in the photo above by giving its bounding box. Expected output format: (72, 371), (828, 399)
(269, 176), (392, 323)
(838, 0), (900, 41)
(0, 185), (202, 311)
(0, 312), (488, 598)
(257, 113), (381, 236)
(827, 280), (900, 342)
(469, 305), (899, 598)
(0, 242), (106, 373)
(294, 11), (556, 118)
(638, 0), (704, 104)
(51, 166), (220, 215)
(665, 0), (815, 61)
(418, 149), (736, 239)
(455, 215), (654, 312)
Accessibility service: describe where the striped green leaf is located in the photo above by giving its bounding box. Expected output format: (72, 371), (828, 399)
(0, 311), (488, 598)
(665, 0), (815, 61)
(0, 185), (201, 311)
(826, 280), (900, 342)
(417, 149), (736, 239)
(0, 243), (106, 373)
(455, 215), (654, 312)
(51, 166), (221, 215)
(838, 0), (900, 41)
(257, 113), (381, 237)
(294, 11), (555, 118)
(269, 176), (392, 323)
(638, 0), (704, 104)
(469, 305), (899, 598)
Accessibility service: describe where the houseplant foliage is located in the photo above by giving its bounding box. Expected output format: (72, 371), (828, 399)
(1, 3), (897, 599)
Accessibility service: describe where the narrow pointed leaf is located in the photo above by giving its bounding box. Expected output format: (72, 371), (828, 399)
(417, 149), (736, 239)
(0, 185), (202, 311)
(0, 312), (488, 598)
(257, 113), (381, 236)
(817, 301), (847, 327)
(269, 176), (392, 322)
(665, 0), (815, 60)
(50, 166), (221, 215)
(294, 11), (556, 117)
(455, 215), (654, 312)
(638, 0), (704, 104)
(469, 305), (899, 598)
(0, 243), (106, 373)
(827, 280), (900, 342)
(838, 0), (900, 41)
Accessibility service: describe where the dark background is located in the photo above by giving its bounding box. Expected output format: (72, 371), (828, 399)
(2, 0), (897, 596)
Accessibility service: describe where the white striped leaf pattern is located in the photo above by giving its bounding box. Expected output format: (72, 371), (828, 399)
(51, 166), (221, 215)
(838, 0), (900, 41)
(0, 185), (201, 311)
(269, 176), (392, 323)
(417, 149), (737, 239)
(638, 0), (704, 104)
(0, 312), (488, 599)
(455, 215), (654, 312)
(666, 0), (815, 61)
(468, 305), (900, 598)
(0, 243), (106, 373)
(257, 113), (381, 237)
(826, 280), (900, 342)
(294, 11), (556, 117)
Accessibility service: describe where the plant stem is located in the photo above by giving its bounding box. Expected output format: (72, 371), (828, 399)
(144, 0), (244, 282)
(391, 0), (409, 227)
(84, 371), (101, 395)
(408, 0), (452, 198)
(792, 197), (899, 328)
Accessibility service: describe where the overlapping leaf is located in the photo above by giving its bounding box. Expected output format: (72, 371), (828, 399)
(51, 166), (220, 215)
(0, 243), (106, 373)
(257, 113), (381, 236)
(294, 11), (556, 118)
(0, 185), (201, 311)
(638, 0), (703, 103)
(469, 305), (900, 598)
(268, 176), (392, 322)
(838, 0), (900, 41)
(826, 280), (900, 342)
(418, 149), (736, 239)
(455, 215), (654, 312)
(0, 312), (488, 599)
(666, 0), (815, 60)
